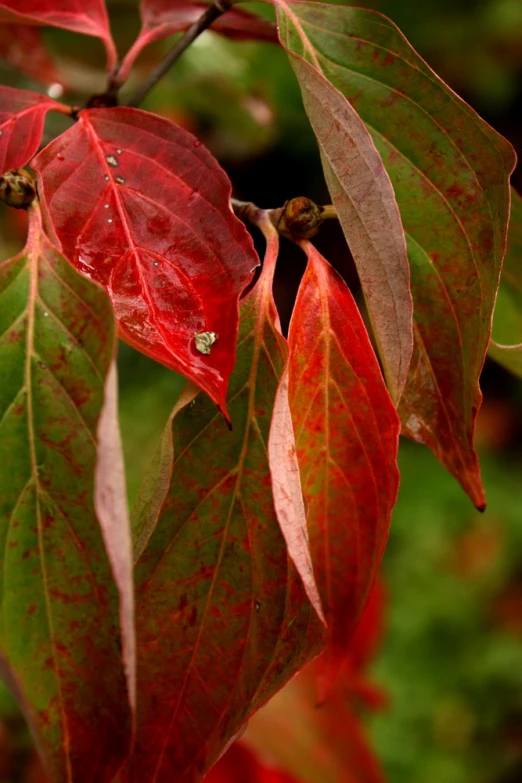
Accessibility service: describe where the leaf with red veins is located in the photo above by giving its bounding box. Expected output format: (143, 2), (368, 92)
(0, 203), (132, 783)
(276, 1), (516, 507)
(119, 0), (277, 83)
(33, 107), (258, 416)
(287, 243), (400, 690)
(0, 25), (64, 87)
(123, 229), (324, 783)
(0, 0), (116, 71)
(0, 86), (68, 174)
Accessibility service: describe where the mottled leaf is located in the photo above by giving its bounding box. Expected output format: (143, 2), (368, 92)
(488, 188), (522, 378)
(276, 1), (516, 507)
(123, 229), (324, 783)
(0, 204), (132, 782)
(0, 25), (63, 87)
(119, 0), (277, 83)
(0, 86), (68, 174)
(0, 0), (117, 71)
(273, 25), (413, 403)
(33, 107), (258, 415)
(287, 242), (399, 688)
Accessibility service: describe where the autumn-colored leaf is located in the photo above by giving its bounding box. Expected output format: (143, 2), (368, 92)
(204, 742), (298, 783)
(0, 0), (117, 71)
(0, 86), (68, 174)
(0, 25), (63, 87)
(276, 1), (516, 507)
(33, 106), (258, 415)
(0, 203), (132, 782)
(123, 225), (324, 783)
(119, 0), (277, 83)
(488, 187), (522, 378)
(286, 242), (399, 689)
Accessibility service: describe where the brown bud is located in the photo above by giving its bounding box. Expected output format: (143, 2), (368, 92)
(0, 168), (37, 209)
(276, 196), (325, 240)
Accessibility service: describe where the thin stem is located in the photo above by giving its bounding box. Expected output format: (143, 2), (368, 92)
(126, 0), (233, 108)
(231, 197), (338, 240)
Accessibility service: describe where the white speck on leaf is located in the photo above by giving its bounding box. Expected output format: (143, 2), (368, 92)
(194, 331), (217, 355)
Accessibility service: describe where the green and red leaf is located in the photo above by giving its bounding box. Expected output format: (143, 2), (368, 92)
(33, 107), (258, 416)
(287, 242), (399, 688)
(124, 226), (324, 783)
(488, 188), (522, 378)
(0, 203), (132, 783)
(0, 86), (68, 174)
(275, 0), (516, 507)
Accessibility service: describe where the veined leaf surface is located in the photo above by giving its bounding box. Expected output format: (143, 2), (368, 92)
(125, 229), (324, 783)
(276, 0), (516, 507)
(0, 204), (132, 782)
(287, 242), (399, 687)
(33, 107), (258, 415)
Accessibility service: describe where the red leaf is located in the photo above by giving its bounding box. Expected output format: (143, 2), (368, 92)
(205, 743), (298, 783)
(122, 225), (324, 783)
(0, 25), (63, 87)
(119, 0), (277, 83)
(33, 107), (258, 415)
(0, 86), (68, 173)
(0, 0), (117, 71)
(287, 243), (400, 689)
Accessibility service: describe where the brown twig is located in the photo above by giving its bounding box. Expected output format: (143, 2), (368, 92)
(231, 197), (338, 241)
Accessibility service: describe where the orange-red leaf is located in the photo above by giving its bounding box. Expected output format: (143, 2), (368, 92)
(287, 243), (400, 689)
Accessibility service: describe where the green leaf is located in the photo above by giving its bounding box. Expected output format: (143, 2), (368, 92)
(0, 204), (132, 782)
(125, 228), (324, 783)
(488, 187), (522, 378)
(275, 0), (516, 507)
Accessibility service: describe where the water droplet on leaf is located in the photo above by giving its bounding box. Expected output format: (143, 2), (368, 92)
(255, 601), (261, 613)
(115, 176), (125, 185)
(194, 331), (217, 355)
(153, 261), (159, 267)
(107, 218), (113, 223)
(43, 311), (49, 317)
(104, 174), (110, 182)
(117, 149), (123, 155)
(106, 155), (119, 167)
(104, 203), (110, 209)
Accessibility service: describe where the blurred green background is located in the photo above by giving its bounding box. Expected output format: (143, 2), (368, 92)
(1, 0), (522, 781)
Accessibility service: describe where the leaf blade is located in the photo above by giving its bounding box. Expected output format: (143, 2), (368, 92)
(33, 106), (258, 415)
(277, 1), (516, 506)
(0, 204), (132, 782)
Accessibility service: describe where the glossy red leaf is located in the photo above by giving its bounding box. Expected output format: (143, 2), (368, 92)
(119, 0), (277, 83)
(33, 107), (258, 415)
(123, 227), (324, 783)
(276, 1), (516, 507)
(0, 0), (117, 71)
(205, 742), (298, 783)
(0, 203), (132, 782)
(0, 25), (63, 87)
(0, 86), (68, 174)
(287, 242), (400, 689)
(488, 187), (522, 378)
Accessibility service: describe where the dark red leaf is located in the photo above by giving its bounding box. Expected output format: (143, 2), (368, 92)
(205, 742), (298, 783)
(287, 242), (400, 689)
(33, 107), (258, 415)
(122, 225), (324, 783)
(0, 25), (63, 87)
(119, 0), (277, 83)
(0, 86), (68, 174)
(0, 0), (117, 71)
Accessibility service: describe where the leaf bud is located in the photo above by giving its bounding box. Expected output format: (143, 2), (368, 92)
(0, 168), (37, 209)
(276, 196), (325, 240)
